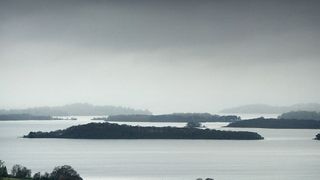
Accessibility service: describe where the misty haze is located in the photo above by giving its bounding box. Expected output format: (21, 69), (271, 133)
(0, 0), (320, 180)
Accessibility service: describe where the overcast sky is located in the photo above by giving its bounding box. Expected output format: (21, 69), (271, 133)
(0, 0), (319, 114)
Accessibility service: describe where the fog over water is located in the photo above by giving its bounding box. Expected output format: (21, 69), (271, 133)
(1, 0), (320, 114)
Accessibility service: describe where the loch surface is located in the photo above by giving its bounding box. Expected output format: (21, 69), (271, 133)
(0, 115), (319, 180)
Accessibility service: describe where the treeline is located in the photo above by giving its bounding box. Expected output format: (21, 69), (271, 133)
(278, 111), (320, 120)
(103, 113), (240, 122)
(24, 122), (263, 140)
(0, 160), (82, 180)
(227, 117), (320, 129)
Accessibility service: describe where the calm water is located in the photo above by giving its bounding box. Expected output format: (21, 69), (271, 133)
(0, 115), (319, 180)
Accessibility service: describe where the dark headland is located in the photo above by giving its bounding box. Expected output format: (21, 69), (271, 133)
(24, 122), (263, 140)
(226, 117), (320, 129)
(94, 113), (240, 122)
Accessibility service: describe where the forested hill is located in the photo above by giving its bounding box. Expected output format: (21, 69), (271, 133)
(278, 111), (320, 120)
(226, 118), (320, 129)
(105, 113), (240, 122)
(220, 103), (320, 114)
(0, 103), (151, 116)
(24, 122), (263, 140)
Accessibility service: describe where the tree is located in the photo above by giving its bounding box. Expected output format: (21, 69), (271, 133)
(33, 172), (41, 180)
(0, 160), (8, 177)
(33, 171), (51, 180)
(186, 121), (202, 128)
(42, 172), (51, 179)
(316, 133), (320, 140)
(11, 164), (31, 178)
(50, 165), (82, 180)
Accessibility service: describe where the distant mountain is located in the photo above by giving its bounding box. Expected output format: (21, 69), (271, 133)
(220, 103), (320, 114)
(278, 111), (320, 120)
(0, 103), (152, 116)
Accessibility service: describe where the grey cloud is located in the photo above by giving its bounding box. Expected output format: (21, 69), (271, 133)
(1, 0), (319, 51)
(0, 0), (320, 113)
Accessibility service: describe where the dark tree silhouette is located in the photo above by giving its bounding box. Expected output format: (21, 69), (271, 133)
(0, 160), (8, 177)
(11, 164), (31, 178)
(50, 165), (82, 180)
(33, 171), (51, 180)
(33, 172), (41, 180)
(1, 161), (83, 180)
(42, 172), (50, 179)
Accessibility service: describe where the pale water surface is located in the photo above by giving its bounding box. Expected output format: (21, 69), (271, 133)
(0, 115), (319, 180)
